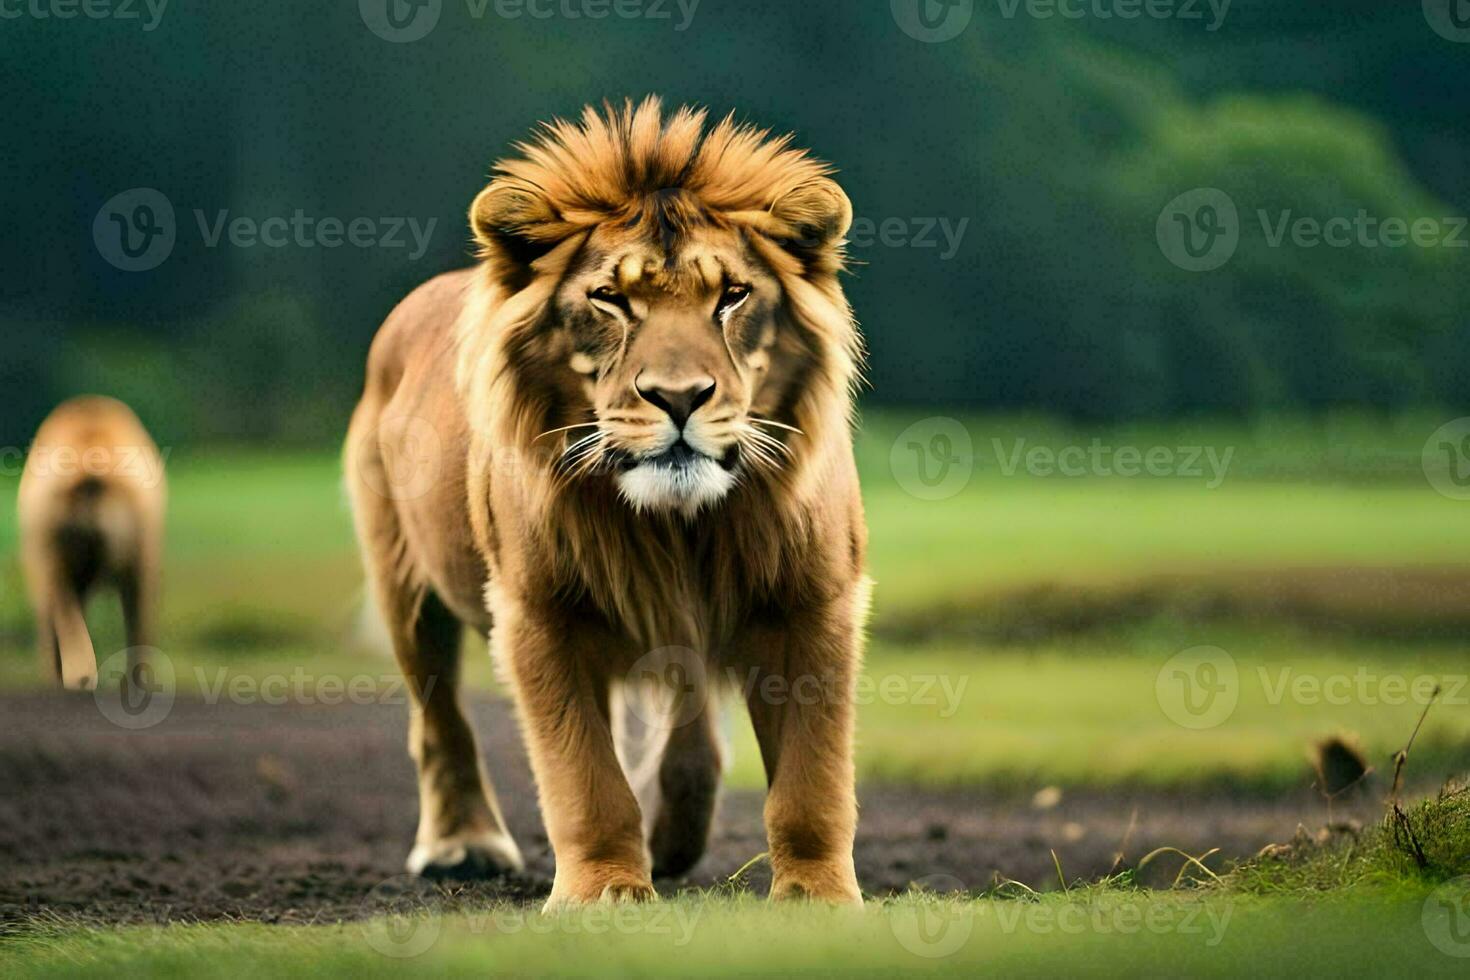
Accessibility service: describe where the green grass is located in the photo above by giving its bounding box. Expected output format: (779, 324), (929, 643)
(5, 887), (1465, 978)
(821, 630), (1470, 793)
(8, 782), (1469, 978)
(857, 411), (1470, 616)
(1228, 788), (1470, 893)
(10, 786), (1469, 979)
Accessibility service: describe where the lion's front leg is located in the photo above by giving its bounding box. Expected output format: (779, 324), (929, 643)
(739, 598), (864, 906)
(494, 596), (654, 908)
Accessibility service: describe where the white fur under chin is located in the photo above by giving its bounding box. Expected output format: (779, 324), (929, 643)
(617, 457), (736, 516)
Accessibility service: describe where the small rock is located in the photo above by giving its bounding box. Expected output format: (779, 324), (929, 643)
(1032, 786), (1063, 810)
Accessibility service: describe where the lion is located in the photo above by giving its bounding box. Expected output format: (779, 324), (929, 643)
(18, 396), (166, 690)
(344, 98), (868, 907)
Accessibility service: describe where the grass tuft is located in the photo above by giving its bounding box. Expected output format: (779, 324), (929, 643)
(1227, 785), (1470, 894)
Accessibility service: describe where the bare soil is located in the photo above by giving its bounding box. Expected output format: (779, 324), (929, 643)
(0, 692), (1377, 928)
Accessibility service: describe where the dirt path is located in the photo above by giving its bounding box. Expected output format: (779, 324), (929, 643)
(0, 693), (1375, 927)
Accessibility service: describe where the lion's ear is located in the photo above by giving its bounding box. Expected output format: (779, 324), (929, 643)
(470, 181), (563, 288)
(770, 178), (853, 255)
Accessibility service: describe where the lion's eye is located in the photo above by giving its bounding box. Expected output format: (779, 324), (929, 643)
(717, 283), (752, 318)
(588, 287), (631, 317)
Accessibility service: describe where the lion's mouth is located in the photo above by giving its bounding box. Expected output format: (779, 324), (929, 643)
(611, 440), (741, 514)
(614, 441), (740, 473)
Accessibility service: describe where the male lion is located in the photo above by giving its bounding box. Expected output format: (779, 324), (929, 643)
(18, 396), (166, 690)
(345, 98), (867, 907)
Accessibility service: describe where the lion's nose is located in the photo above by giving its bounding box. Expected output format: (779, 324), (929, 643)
(635, 375), (716, 429)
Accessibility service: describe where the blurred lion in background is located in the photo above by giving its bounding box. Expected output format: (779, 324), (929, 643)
(346, 97), (868, 907)
(18, 396), (167, 690)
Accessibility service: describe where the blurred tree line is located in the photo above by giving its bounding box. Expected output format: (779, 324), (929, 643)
(1, 0), (1466, 447)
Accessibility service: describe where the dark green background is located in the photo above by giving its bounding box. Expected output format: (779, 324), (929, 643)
(3, 0), (1467, 446)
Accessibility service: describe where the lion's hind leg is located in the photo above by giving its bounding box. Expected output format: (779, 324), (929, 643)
(397, 589), (523, 878)
(348, 429), (522, 880)
(618, 658), (723, 879)
(645, 704), (722, 879)
(25, 535), (98, 690)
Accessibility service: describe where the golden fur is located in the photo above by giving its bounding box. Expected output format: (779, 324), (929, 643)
(345, 98), (868, 906)
(18, 396), (166, 690)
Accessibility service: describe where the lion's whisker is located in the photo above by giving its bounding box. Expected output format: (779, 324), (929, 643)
(534, 421), (600, 443)
(748, 416), (805, 437)
(735, 428), (783, 473)
(562, 430), (604, 459)
(743, 427), (793, 462)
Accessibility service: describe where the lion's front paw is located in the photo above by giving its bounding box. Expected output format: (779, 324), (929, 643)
(544, 864), (656, 910)
(407, 829), (524, 880)
(770, 859), (862, 906)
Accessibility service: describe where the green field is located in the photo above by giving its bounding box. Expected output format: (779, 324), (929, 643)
(4, 413), (1470, 975)
(6, 887), (1465, 979)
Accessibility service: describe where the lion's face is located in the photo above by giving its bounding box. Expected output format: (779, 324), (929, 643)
(548, 221), (797, 513)
(460, 99), (858, 518)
